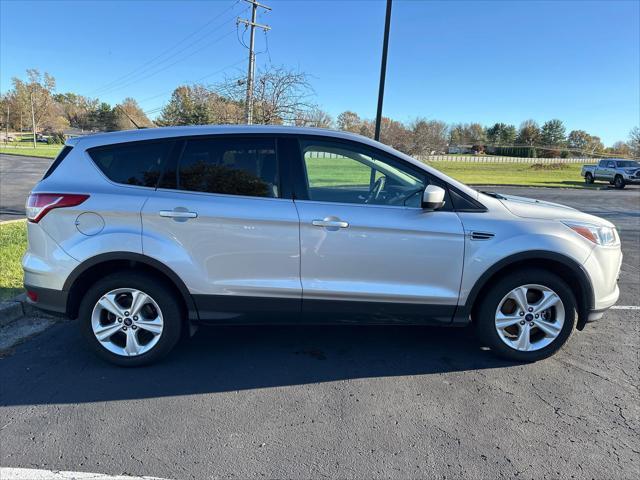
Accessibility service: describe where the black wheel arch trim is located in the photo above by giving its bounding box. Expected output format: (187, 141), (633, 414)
(458, 250), (595, 329)
(63, 252), (199, 320)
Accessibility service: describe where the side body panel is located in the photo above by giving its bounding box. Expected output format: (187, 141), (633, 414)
(141, 189), (301, 319)
(295, 200), (465, 323)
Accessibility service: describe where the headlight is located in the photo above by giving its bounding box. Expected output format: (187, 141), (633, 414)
(562, 221), (619, 246)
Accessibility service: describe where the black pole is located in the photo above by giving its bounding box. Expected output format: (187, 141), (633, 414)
(374, 0), (392, 141)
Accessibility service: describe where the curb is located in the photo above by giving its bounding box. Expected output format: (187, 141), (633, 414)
(0, 293), (60, 328)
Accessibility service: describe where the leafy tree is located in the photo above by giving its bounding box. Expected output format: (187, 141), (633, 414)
(540, 119), (566, 146)
(89, 102), (117, 131)
(516, 120), (540, 146)
(114, 98), (154, 130)
(608, 141), (632, 158)
(486, 123), (516, 145)
(54, 93), (99, 131)
(12, 69), (58, 145)
(337, 111), (362, 133)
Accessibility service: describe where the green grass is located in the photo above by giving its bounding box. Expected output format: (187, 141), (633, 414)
(427, 161), (591, 188)
(0, 143), (62, 159)
(0, 220), (27, 301)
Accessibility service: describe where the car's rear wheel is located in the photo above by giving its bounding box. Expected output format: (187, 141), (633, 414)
(614, 175), (626, 189)
(475, 269), (576, 362)
(585, 172), (594, 184)
(79, 272), (182, 366)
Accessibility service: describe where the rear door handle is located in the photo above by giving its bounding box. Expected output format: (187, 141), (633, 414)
(159, 209), (198, 219)
(312, 218), (349, 228)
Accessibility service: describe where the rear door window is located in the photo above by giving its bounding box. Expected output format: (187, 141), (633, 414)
(171, 137), (279, 198)
(88, 141), (175, 187)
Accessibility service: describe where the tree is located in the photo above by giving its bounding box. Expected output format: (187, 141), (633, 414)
(567, 130), (603, 156)
(114, 98), (154, 130)
(608, 141), (632, 158)
(88, 102), (117, 131)
(216, 66), (315, 125)
(629, 127), (640, 158)
(448, 123), (486, 146)
(540, 119), (566, 146)
(54, 93), (99, 131)
(158, 85), (243, 126)
(294, 107), (333, 128)
(516, 120), (540, 146)
(337, 111), (362, 133)
(12, 69), (57, 146)
(486, 123), (516, 146)
(409, 119), (448, 156)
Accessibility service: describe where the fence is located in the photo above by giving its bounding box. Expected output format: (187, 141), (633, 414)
(307, 150), (592, 164)
(418, 155), (590, 164)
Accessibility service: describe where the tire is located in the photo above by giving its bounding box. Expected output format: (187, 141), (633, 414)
(614, 175), (626, 189)
(475, 269), (576, 362)
(585, 173), (594, 184)
(78, 271), (183, 366)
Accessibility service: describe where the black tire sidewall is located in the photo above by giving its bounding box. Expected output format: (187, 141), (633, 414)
(475, 269), (576, 362)
(78, 272), (183, 367)
(585, 173), (593, 184)
(614, 176), (625, 189)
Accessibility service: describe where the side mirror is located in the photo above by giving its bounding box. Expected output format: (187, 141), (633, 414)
(422, 185), (446, 210)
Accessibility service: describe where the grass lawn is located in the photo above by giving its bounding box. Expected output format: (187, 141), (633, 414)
(0, 143), (63, 159)
(0, 220), (27, 301)
(428, 161), (591, 188)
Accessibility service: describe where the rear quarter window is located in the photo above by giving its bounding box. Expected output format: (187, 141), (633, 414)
(88, 140), (174, 187)
(42, 145), (73, 180)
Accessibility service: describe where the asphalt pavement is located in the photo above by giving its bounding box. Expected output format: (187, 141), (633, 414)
(0, 154), (53, 221)
(0, 158), (639, 479)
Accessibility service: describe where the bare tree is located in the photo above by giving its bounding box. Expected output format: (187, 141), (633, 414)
(216, 66), (315, 125)
(294, 107), (333, 128)
(629, 127), (640, 158)
(409, 118), (448, 156)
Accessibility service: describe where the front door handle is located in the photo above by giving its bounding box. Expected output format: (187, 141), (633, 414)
(159, 209), (198, 221)
(312, 218), (349, 228)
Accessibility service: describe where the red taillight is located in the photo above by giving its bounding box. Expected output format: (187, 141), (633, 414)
(26, 193), (89, 223)
(26, 290), (38, 302)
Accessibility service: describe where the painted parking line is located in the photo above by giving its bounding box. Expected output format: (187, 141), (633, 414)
(0, 468), (170, 480)
(610, 305), (640, 310)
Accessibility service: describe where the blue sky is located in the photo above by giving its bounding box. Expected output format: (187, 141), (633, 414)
(1, 0), (638, 145)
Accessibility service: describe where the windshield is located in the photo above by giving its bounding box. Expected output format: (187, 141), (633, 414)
(617, 161), (640, 168)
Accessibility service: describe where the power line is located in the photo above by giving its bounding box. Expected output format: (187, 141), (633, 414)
(137, 58), (246, 106)
(88, 0), (245, 97)
(94, 29), (238, 99)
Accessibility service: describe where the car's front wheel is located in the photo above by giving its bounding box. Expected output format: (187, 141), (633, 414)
(78, 272), (183, 366)
(584, 172), (594, 184)
(614, 175), (626, 189)
(475, 269), (576, 362)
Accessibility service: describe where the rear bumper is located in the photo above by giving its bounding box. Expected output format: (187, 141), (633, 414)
(23, 284), (68, 315)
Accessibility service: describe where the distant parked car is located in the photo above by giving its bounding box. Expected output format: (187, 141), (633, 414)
(581, 159), (640, 189)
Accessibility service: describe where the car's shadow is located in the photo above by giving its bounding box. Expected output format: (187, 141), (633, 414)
(0, 322), (517, 407)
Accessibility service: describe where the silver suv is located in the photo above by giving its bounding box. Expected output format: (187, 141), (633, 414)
(23, 126), (622, 366)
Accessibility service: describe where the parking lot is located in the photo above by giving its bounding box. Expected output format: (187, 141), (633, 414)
(0, 156), (639, 479)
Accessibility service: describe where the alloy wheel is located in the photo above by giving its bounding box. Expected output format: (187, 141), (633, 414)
(91, 288), (164, 357)
(494, 284), (565, 352)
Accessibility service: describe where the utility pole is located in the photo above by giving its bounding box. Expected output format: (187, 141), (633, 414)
(5, 103), (8, 145)
(30, 92), (36, 149)
(237, 0), (271, 124)
(374, 0), (393, 141)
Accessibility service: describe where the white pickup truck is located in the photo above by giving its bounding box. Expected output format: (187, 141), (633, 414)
(581, 159), (640, 189)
